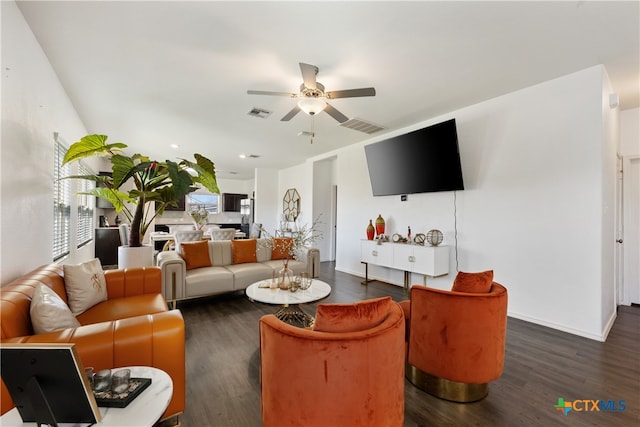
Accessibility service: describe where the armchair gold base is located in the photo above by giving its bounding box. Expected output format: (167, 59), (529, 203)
(406, 363), (488, 403)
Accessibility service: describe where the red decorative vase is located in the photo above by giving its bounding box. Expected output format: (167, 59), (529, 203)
(366, 220), (375, 240)
(375, 214), (385, 235)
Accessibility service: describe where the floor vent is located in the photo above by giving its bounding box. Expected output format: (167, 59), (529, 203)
(247, 108), (272, 119)
(339, 117), (385, 134)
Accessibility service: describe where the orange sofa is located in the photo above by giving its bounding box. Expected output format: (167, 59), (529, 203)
(399, 280), (508, 402)
(0, 264), (185, 421)
(259, 297), (406, 427)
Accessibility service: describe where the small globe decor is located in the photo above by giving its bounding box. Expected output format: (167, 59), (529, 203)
(426, 229), (444, 246)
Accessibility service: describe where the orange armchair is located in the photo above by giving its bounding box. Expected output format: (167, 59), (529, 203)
(259, 297), (405, 427)
(400, 278), (508, 402)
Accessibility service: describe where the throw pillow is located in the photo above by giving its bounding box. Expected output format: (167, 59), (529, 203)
(451, 270), (494, 293)
(181, 240), (212, 270)
(63, 258), (108, 316)
(30, 284), (80, 334)
(231, 239), (257, 264)
(313, 296), (392, 333)
(271, 237), (293, 260)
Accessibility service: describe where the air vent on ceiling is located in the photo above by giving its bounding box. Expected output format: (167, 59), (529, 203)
(339, 118), (385, 134)
(247, 107), (272, 119)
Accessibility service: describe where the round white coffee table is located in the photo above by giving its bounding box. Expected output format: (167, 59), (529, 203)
(246, 279), (331, 327)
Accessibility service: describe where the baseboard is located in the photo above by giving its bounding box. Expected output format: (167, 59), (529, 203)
(334, 266), (405, 288)
(601, 309), (617, 341)
(507, 311), (610, 342)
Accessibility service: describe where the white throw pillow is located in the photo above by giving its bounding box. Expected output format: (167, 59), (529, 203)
(63, 258), (108, 315)
(30, 284), (80, 334)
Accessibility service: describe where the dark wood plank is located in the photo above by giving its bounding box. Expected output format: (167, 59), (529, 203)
(159, 262), (640, 426)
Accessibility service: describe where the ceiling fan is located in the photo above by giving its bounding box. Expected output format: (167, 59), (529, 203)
(247, 62), (376, 123)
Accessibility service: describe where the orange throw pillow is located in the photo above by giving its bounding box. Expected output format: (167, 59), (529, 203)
(271, 237), (293, 260)
(451, 270), (494, 293)
(181, 241), (212, 270)
(232, 239), (257, 264)
(313, 296), (392, 333)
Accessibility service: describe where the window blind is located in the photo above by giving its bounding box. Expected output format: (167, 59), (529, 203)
(76, 162), (94, 248)
(53, 139), (71, 261)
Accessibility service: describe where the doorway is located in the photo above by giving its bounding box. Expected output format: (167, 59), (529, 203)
(331, 185), (337, 261)
(620, 155), (640, 305)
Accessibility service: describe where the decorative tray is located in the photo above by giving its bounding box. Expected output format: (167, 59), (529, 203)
(94, 377), (152, 408)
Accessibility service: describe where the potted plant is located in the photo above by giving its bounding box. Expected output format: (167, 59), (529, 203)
(62, 134), (219, 267)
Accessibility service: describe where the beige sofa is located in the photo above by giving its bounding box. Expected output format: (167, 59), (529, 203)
(157, 238), (319, 305)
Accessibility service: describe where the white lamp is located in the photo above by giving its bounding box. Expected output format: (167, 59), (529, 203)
(298, 97), (327, 115)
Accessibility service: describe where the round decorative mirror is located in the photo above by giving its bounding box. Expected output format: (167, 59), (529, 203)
(283, 188), (300, 221)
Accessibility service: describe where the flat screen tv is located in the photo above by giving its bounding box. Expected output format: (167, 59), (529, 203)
(364, 118), (464, 196)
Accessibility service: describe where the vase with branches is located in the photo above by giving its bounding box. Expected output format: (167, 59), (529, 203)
(261, 215), (323, 288)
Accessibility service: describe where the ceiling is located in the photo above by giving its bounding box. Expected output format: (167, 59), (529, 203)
(16, 1), (640, 180)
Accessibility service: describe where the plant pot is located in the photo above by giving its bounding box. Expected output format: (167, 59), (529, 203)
(118, 245), (154, 269)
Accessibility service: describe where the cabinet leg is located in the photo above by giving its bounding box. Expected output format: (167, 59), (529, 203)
(361, 262), (373, 285)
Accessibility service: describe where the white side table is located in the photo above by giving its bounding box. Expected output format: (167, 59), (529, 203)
(0, 366), (172, 427)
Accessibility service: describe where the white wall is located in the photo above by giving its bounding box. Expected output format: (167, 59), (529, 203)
(278, 162), (310, 230)
(599, 69), (619, 337)
(307, 65), (617, 341)
(620, 108), (639, 157)
(312, 157), (336, 261)
(254, 168), (279, 233)
(1, 1), (93, 283)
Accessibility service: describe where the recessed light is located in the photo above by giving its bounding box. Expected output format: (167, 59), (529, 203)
(239, 154), (247, 159)
(170, 144), (179, 149)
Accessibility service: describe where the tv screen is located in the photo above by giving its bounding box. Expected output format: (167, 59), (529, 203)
(364, 118), (464, 196)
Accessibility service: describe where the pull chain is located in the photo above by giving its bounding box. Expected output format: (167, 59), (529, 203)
(310, 116), (315, 144)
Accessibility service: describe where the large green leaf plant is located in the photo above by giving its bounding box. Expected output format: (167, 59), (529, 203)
(62, 134), (220, 247)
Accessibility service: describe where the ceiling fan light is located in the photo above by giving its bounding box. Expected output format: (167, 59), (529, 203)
(298, 97), (326, 115)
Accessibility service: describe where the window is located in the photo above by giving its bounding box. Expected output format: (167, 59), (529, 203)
(187, 193), (219, 214)
(53, 137), (71, 261)
(76, 162), (95, 248)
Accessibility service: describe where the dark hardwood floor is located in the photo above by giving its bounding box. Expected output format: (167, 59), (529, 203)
(163, 262), (639, 427)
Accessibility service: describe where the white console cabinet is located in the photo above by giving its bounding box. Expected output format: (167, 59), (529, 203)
(361, 240), (449, 289)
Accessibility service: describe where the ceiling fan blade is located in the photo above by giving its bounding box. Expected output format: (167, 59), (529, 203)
(247, 90), (297, 97)
(299, 63), (318, 90)
(326, 87), (376, 99)
(324, 103), (349, 123)
(281, 105), (301, 121)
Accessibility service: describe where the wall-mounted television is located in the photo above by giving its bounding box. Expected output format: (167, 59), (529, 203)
(364, 118), (464, 196)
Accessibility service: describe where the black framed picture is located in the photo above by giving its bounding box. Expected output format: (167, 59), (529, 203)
(0, 343), (102, 425)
